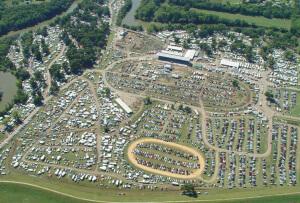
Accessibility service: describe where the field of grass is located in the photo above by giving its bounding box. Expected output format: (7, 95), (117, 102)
(192, 8), (291, 29)
(1, 171), (300, 203)
(0, 183), (87, 203)
(1, 181), (300, 203)
(291, 92), (300, 117)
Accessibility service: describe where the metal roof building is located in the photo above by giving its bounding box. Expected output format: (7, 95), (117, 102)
(167, 45), (183, 52)
(184, 49), (197, 60)
(220, 59), (240, 68)
(157, 52), (191, 66)
(115, 98), (133, 114)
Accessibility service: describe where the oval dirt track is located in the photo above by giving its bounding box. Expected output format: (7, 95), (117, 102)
(127, 138), (205, 179)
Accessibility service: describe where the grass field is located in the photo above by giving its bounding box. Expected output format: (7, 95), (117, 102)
(1, 171), (300, 203)
(0, 183), (87, 203)
(192, 8), (291, 29)
(1, 182), (300, 203)
(291, 92), (300, 117)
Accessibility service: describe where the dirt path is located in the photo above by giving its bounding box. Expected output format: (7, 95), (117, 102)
(127, 138), (205, 179)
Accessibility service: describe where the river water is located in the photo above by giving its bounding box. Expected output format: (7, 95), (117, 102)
(122, 0), (142, 26)
(0, 72), (17, 111)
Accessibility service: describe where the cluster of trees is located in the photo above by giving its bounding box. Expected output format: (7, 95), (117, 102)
(291, 0), (300, 36)
(58, 0), (110, 74)
(136, 0), (300, 58)
(135, 0), (165, 21)
(116, 0), (132, 26)
(123, 24), (143, 31)
(29, 71), (45, 106)
(0, 0), (74, 36)
(169, 0), (292, 19)
(136, 4), (252, 28)
(0, 39), (15, 72)
(0, 38), (28, 114)
(230, 39), (255, 62)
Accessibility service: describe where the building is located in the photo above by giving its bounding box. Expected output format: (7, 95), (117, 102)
(167, 45), (183, 52)
(184, 49), (197, 60)
(157, 52), (192, 66)
(220, 58), (240, 68)
(115, 98), (133, 114)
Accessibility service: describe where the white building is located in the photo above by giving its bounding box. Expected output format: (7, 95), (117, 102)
(115, 98), (133, 114)
(220, 58), (240, 68)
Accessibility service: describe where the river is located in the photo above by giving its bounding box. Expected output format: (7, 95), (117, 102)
(0, 72), (17, 111)
(122, 0), (142, 26)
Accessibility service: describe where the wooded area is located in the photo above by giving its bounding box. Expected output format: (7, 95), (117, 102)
(0, 0), (74, 36)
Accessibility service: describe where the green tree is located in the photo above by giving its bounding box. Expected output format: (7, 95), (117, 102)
(12, 110), (22, 124)
(2, 117), (12, 132)
(50, 80), (59, 95)
(144, 96), (152, 105)
(103, 87), (111, 98)
(265, 90), (275, 103)
(181, 183), (197, 197)
(232, 80), (239, 88)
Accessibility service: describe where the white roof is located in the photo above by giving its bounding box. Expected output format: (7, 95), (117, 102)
(115, 98), (132, 114)
(220, 58), (239, 68)
(167, 45), (183, 52)
(157, 52), (190, 62)
(161, 50), (183, 56)
(184, 49), (197, 60)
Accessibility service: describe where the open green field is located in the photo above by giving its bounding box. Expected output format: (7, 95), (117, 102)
(192, 8), (291, 29)
(291, 92), (300, 116)
(1, 171), (300, 203)
(0, 183), (87, 203)
(1, 182), (300, 203)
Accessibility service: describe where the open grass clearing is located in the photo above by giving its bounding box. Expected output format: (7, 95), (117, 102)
(192, 8), (291, 29)
(1, 178), (300, 203)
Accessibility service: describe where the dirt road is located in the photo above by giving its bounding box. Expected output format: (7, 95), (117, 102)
(127, 138), (205, 179)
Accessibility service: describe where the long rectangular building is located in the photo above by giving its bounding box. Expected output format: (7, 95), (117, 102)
(115, 98), (133, 114)
(157, 52), (191, 66)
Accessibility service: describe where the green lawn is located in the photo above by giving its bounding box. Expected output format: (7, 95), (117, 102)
(291, 92), (300, 117)
(192, 8), (291, 29)
(1, 182), (300, 203)
(0, 183), (88, 203)
(2, 170), (300, 203)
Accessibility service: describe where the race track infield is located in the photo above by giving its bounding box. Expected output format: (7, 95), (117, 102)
(127, 138), (205, 179)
